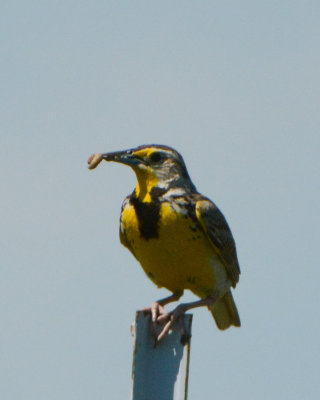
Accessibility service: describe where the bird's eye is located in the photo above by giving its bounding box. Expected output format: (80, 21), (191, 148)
(149, 151), (163, 163)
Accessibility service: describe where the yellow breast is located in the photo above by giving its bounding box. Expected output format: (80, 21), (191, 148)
(121, 201), (227, 298)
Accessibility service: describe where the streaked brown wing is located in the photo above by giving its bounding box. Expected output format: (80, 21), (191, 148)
(195, 198), (240, 287)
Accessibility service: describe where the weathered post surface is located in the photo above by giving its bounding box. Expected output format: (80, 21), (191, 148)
(131, 311), (192, 400)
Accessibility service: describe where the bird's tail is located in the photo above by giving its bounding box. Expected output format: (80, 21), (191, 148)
(208, 290), (241, 330)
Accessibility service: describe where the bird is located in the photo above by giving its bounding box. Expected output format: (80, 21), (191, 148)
(88, 144), (240, 342)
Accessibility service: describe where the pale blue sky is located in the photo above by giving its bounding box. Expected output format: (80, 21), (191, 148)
(1, 1), (319, 399)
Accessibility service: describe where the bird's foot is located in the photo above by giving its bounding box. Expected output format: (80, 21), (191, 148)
(155, 304), (188, 343)
(142, 302), (178, 344)
(141, 302), (170, 322)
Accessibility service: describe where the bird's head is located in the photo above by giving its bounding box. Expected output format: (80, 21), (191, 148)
(89, 144), (196, 201)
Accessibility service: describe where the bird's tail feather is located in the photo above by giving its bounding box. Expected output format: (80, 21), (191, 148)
(208, 290), (241, 330)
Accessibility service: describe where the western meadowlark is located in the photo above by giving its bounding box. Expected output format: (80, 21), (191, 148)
(88, 144), (240, 342)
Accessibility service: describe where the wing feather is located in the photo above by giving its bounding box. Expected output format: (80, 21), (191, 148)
(195, 198), (240, 287)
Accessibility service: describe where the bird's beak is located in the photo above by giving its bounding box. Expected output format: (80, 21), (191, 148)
(101, 150), (142, 167)
(88, 148), (145, 170)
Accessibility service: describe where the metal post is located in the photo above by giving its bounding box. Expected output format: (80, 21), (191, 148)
(131, 311), (192, 400)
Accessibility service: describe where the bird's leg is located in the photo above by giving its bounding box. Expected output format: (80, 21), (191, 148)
(142, 292), (183, 322)
(156, 295), (218, 343)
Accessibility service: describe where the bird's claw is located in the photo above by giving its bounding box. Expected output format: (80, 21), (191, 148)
(158, 305), (188, 344)
(141, 303), (173, 343)
(142, 303), (188, 345)
(156, 316), (174, 343)
(142, 302), (169, 322)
